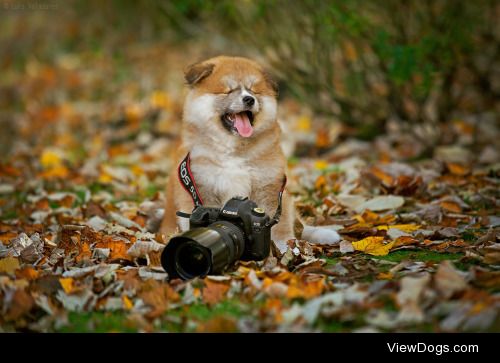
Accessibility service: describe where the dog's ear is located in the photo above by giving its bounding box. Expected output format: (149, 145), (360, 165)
(262, 70), (279, 97)
(263, 69), (279, 96)
(184, 62), (215, 86)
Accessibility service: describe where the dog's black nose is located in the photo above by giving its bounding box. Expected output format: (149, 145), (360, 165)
(243, 95), (255, 107)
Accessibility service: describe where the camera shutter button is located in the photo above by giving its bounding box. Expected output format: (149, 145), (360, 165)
(252, 207), (265, 216)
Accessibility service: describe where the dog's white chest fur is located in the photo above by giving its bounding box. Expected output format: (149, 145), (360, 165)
(190, 148), (253, 205)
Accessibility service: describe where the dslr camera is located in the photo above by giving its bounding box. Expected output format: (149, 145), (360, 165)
(161, 196), (275, 280)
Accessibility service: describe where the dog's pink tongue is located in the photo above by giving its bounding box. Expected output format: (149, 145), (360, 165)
(234, 112), (253, 137)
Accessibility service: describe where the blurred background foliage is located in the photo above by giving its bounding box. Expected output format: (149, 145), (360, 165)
(154, 0), (499, 141)
(2, 0), (498, 148)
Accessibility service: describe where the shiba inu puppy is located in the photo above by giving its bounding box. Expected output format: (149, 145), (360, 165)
(160, 55), (339, 252)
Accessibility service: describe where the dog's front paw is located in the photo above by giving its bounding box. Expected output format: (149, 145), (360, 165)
(301, 225), (341, 245)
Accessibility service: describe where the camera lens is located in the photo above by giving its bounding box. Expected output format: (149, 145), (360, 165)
(161, 221), (245, 280)
(174, 241), (211, 280)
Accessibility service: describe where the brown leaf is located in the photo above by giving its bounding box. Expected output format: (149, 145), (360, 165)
(202, 279), (230, 305)
(95, 236), (132, 261)
(196, 316), (237, 332)
(393, 236), (419, 247)
(286, 277), (325, 299)
(472, 269), (500, 289)
(15, 267), (40, 280)
(84, 201), (107, 218)
(483, 252), (500, 265)
(0, 231), (18, 244)
(5, 289), (35, 321)
(440, 201), (462, 213)
(446, 162), (470, 176)
(369, 166), (394, 186)
(435, 261), (468, 298)
(139, 280), (179, 319)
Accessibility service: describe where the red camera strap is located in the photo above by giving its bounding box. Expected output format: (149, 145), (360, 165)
(177, 153), (287, 222)
(177, 152), (204, 207)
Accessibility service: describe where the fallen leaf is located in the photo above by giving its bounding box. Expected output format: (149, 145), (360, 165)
(396, 274), (431, 324)
(352, 236), (395, 256)
(59, 278), (75, 294)
(336, 194), (367, 210)
(377, 272), (393, 280)
(440, 201), (462, 213)
(377, 224), (420, 233)
(286, 277), (325, 299)
(483, 252), (500, 265)
(139, 280), (179, 318)
(40, 148), (64, 168)
(446, 162), (470, 176)
(127, 240), (164, 258)
(472, 270), (500, 289)
(339, 240), (354, 254)
(296, 115), (311, 131)
(369, 166), (394, 186)
(355, 195), (405, 213)
(435, 261), (468, 298)
(15, 267), (40, 280)
(196, 316), (237, 332)
(122, 295), (133, 310)
(202, 279), (230, 305)
(95, 236), (132, 261)
(393, 236), (419, 247)
(4, 289), (35, 321)
(0, 257), (20, 274)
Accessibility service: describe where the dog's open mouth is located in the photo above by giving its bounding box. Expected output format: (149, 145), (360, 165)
(221, 111), (254, 138)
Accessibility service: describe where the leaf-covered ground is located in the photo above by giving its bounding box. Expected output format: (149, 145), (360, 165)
(1, 9), (499, 333)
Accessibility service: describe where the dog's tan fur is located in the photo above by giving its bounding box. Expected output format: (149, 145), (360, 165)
(160, 56), (295, 248)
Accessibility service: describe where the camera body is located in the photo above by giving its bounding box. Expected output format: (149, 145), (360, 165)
(189, 196), (271, 260)
(161, 196), (274, 280)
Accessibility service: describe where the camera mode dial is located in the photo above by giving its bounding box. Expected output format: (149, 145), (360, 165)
(252, 207), (265, 216)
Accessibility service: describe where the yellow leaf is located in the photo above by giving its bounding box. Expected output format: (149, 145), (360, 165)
(469, 302), (487, 314)
(130, 165), (144, 176)
(355, 210), (396, 225)
(98, 172), (113, 184)
(122, 295), (133, 310)
(352, 236), (395, 256)
(0, 257), (20, 274)
(59, 278), (75, 294)
(296, 115), (311, 131)
(377, 224), (421, 232)
(377, 272), (393, 280)
(150, 91), (171, 110)
(40, 149), (63, 168)
(39, 165), (69, 179)
(314, 160), (328, 171)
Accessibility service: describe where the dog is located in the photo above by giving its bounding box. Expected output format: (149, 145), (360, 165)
(160, 55), (339, 252)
